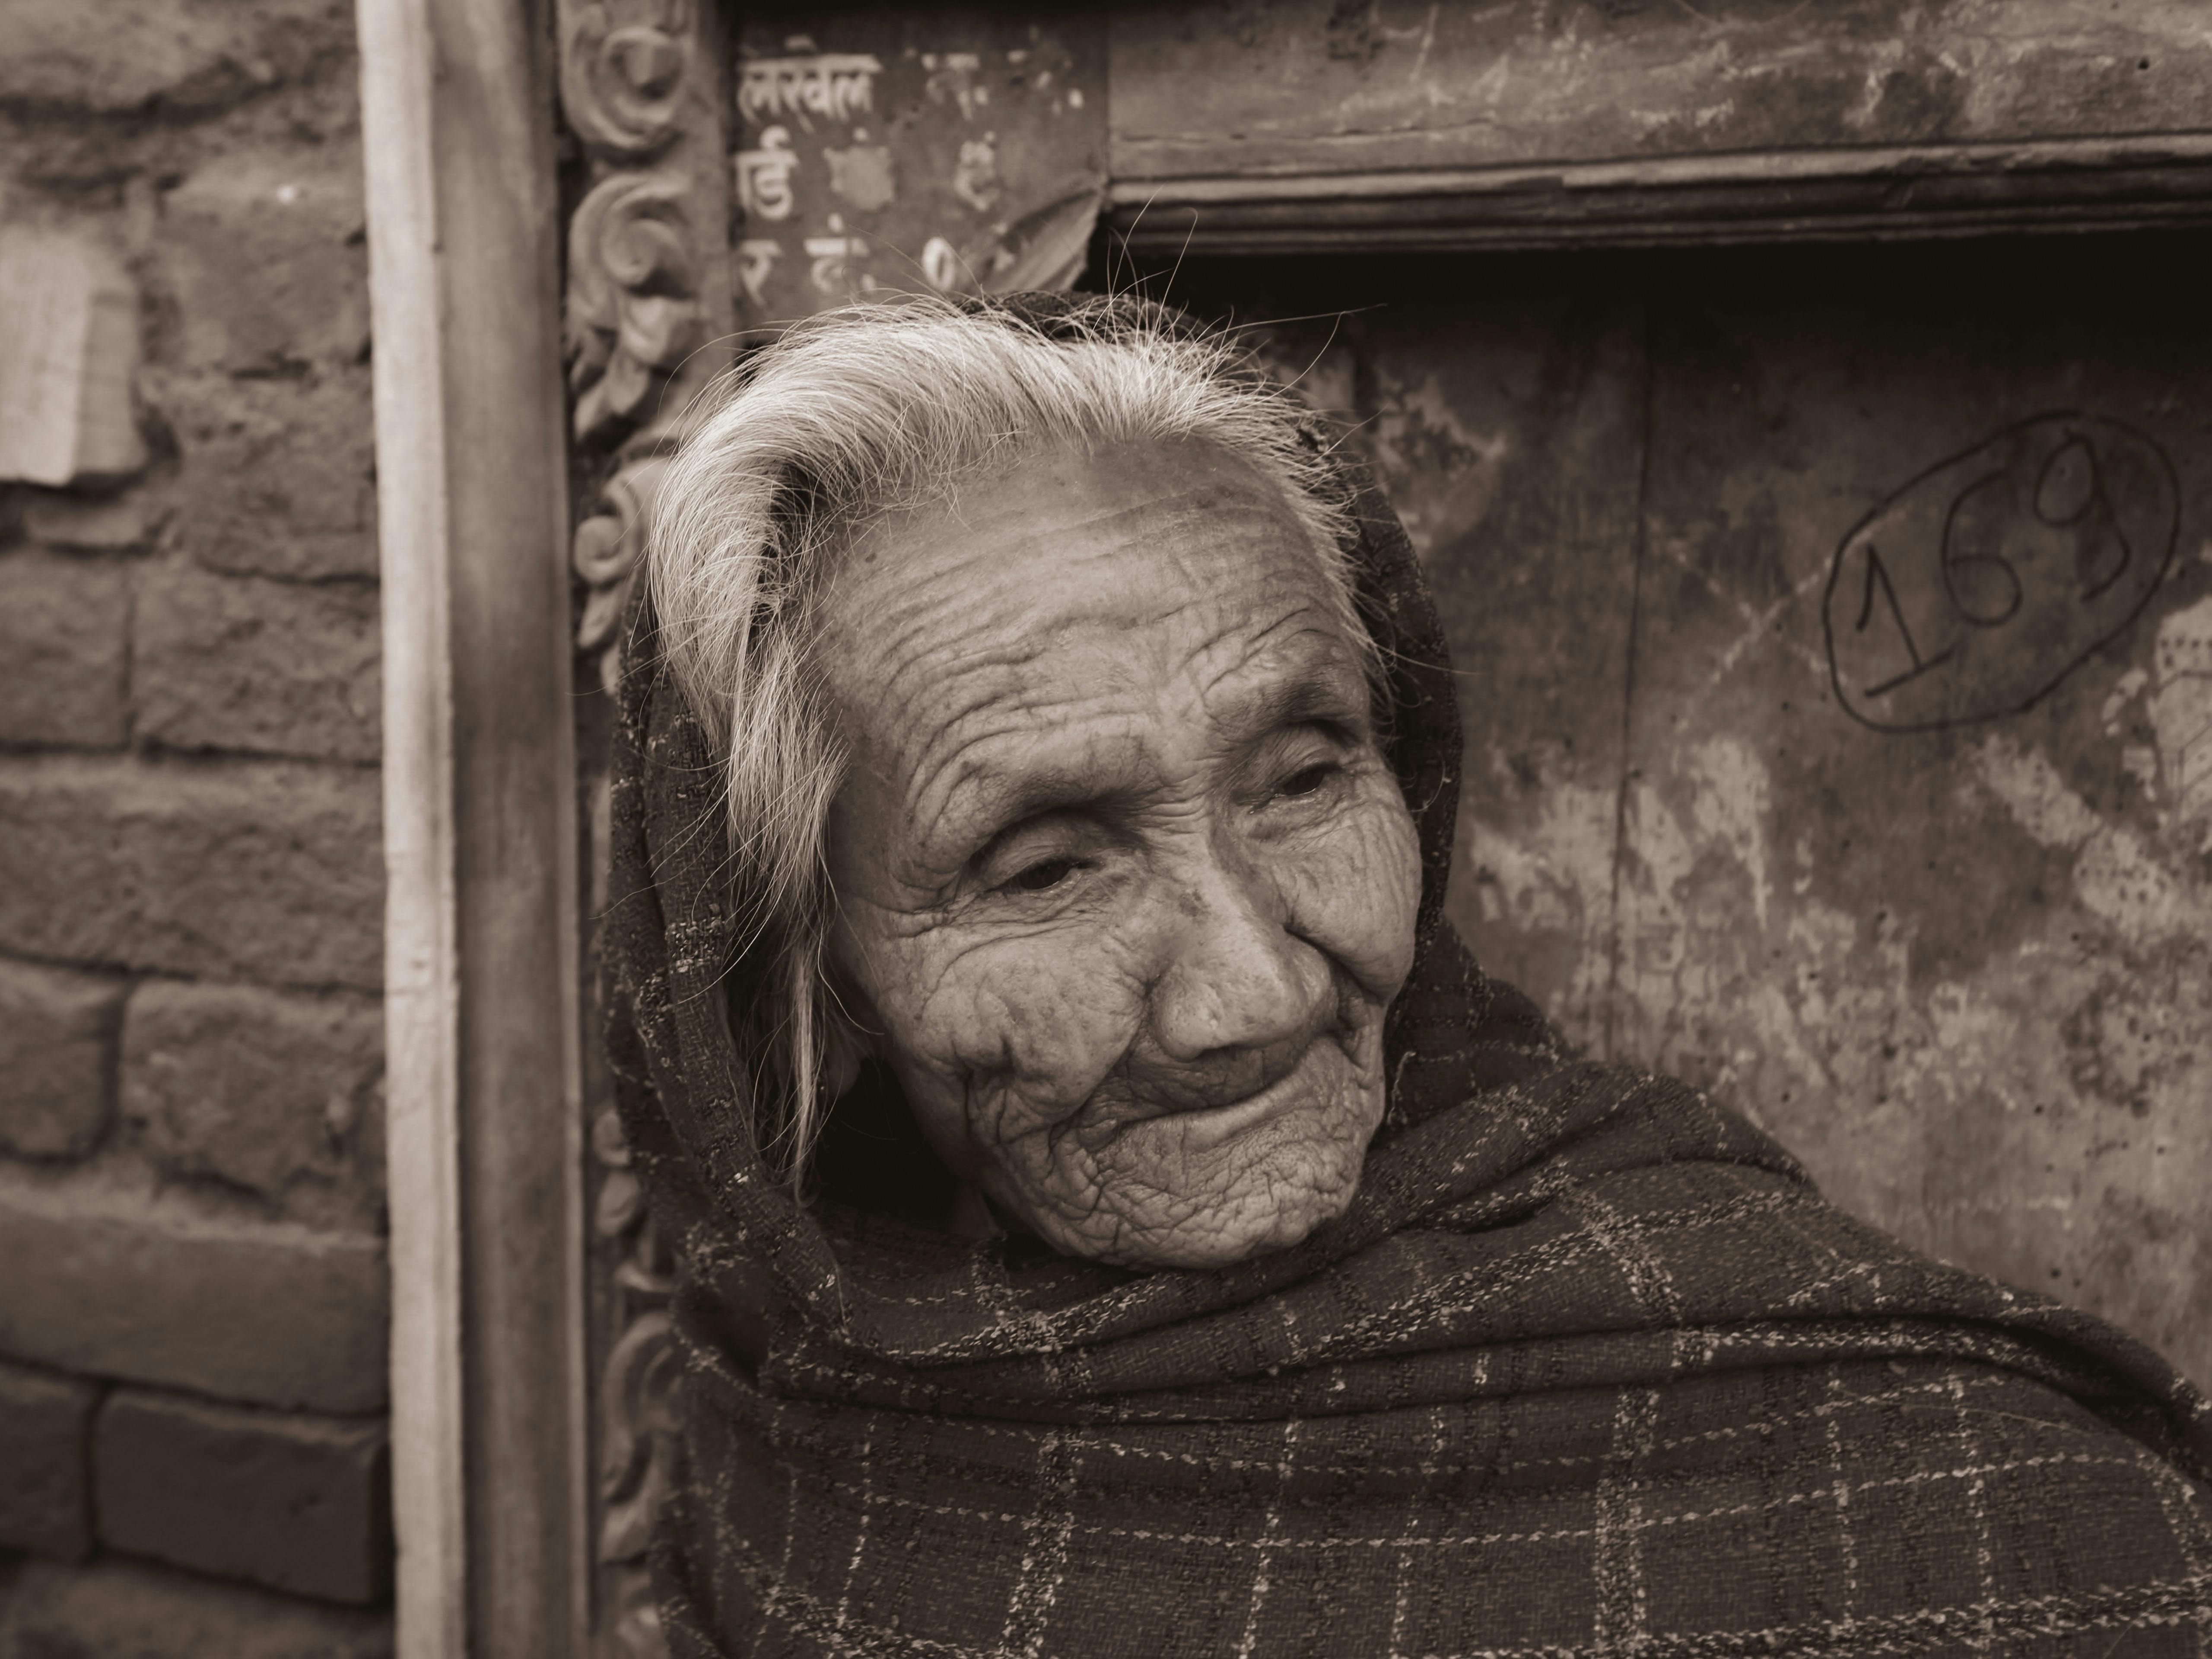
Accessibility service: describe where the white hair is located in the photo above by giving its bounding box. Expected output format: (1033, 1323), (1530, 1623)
(645, 293), (1371, 1189)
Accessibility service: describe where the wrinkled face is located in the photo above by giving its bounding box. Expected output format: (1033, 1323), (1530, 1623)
(818, 438), (1423, 1269)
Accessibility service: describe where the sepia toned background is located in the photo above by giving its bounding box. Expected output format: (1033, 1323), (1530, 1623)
(5, 1), (2212, 1655)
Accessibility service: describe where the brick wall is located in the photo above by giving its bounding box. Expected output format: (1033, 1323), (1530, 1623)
(0, 0), (392, 1649)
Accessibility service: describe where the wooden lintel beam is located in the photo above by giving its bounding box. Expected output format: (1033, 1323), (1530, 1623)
(1108, 136), (2212, 255)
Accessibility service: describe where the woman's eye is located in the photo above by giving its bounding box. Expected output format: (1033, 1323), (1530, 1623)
(1007, 857), (1078, 893)
(1276, 763), (1338, 800)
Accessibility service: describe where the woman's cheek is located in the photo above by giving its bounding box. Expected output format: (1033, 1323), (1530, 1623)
(1276, 796), (1423, 997)
(895, 924), (1150, 1134)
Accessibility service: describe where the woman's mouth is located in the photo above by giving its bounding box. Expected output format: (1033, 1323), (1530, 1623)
(1149, 1040), (1351, 1155)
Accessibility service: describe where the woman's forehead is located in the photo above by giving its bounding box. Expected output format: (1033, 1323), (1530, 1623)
(816, 439), (1365, 846)
(840, 435), (1302, 578)
(821, 438), (1338, 703)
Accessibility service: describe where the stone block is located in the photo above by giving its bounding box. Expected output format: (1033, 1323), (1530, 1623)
(0, 961), (124, 1161)
(122, 981), (383, 1230)
(0, 230), (146, 489)
(159, 370), (378, 580)
(22, 491), (159, 552)
(0, 0), (357, 115)
(0, 1557), (391, 1659)
(162, 140), (369, 377)
(134, 562), (380, 763)
(0, 1360), (97, 1560)
(0, 550), (129, 747)
(95, 1389), (390, 1605)
(0, 754), (382, 991)
(0, 1164), (386, 1412)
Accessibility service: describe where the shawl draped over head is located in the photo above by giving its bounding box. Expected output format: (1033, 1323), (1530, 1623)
(605, 297), (2212, 1658)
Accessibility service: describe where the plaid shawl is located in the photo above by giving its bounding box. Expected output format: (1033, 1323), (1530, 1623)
(604, 299), (2212, 1657)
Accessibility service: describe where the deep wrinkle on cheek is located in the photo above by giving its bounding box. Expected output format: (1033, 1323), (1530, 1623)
(933, 934), (1144, 1091)
(1278, 802), (1422, 977)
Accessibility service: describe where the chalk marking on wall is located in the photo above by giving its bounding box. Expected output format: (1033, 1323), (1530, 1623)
(1649, 531), (1831, 687)
(1824, 414), (2180, 734)
(1699, 558), (1837, 696)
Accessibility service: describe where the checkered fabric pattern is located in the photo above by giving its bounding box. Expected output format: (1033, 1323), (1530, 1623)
(603, 297), (2212, 1657)
(627, 938), (2212, 1658)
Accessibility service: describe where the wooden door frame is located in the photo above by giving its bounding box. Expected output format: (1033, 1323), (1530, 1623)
(359, 0), (588, 1653)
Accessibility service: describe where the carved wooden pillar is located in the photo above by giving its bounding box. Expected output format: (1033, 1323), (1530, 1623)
(561, 0), (736, 693)
(554, 1), (733, 1656)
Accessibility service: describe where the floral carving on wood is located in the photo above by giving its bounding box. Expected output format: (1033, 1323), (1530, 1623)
(590, 1106), (680, 1659)
(559, 0), (729, 1650)
(561, 0), (728, 693)
(572, 454), (668, 693)
(565, 164), (695, 694)
(566, 172), (701, 449)
(561, 0), (690, 159)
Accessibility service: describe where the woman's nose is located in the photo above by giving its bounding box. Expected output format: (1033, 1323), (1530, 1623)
(1147, 844), (1332, 1064)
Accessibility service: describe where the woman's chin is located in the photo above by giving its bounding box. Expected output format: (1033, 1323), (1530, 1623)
(1110, 1196), (1348, 1270)
(1005, 1117), (1378, 1270)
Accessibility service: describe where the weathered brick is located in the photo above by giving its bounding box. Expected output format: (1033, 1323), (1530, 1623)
(0, 1360), (97, 1560)
(0, 754), (381, 991)
(158, 370), (377, 581)
(162, 139), (368, 377)
(134, 562), (380, 763)
(121, 981), (383, 1230)
(0, 1164), (385, 1412)
(22, 490), (160, 552)
(0, 960), (124, 1161)
(95, 1389), (389, 1605)
(0, 0), (357, 114)
(0, 550), (128, 747)
(0, 1557), (391, 1659)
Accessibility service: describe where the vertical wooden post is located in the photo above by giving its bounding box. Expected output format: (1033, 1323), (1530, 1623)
(359, 0), (586, 1649)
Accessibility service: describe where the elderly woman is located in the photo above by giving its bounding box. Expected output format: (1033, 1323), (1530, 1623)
(607, 295), (2212, 1657)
